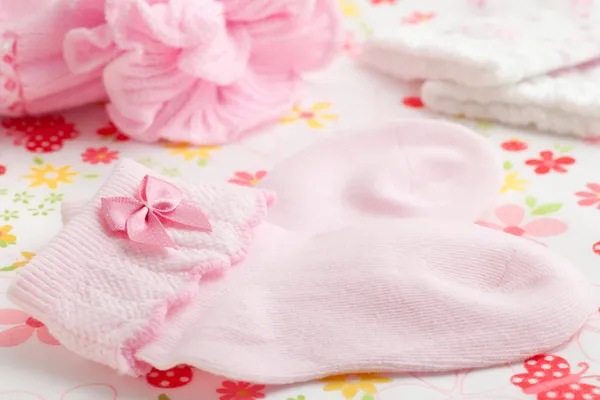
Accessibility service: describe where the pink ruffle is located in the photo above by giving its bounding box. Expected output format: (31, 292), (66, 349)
(64, 0), (342, 145)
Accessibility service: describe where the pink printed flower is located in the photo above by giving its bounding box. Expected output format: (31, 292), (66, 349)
(216, 381), (266, 400)
(593, 241), (600, 255)
(525, 150), (575, 174)
(584, 137), (600, 146)
(576, 183), (600, 208)
(81, 147), (119, 165)
(402, 12), (436, 24)
(0, 309), (60, 346)
(477, 204), (567, 241)
(228, 171), (268, 187)
(343, 31), (360, 56)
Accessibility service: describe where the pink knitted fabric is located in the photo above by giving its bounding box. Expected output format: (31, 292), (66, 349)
(9, 158), (594, 384)
(0, 0), (107, 116)
(258, 119), (503, 231)
(10, 159), (274, 373)
(63, 0), (342, 144)
(63, 119), (504, 230)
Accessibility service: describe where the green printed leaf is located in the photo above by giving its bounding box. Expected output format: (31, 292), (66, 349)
(362, 395), (375, 400)
(161, 167), (181, 177)
(43, 193), (64, 204)
(503, 161), (513, 171)
(83, 174), (101, 179)
(360, 22), (373, 36)
(197, 158), (208, 167)
(1, 210), (19, 221)
(0, 189), (7, 196)
(287, 396), (306, 400)
(525, 197), (537, 208)
(158, 395), (171, 400)
(33, 156), (44, 165)
(138, 157), (159, 168)
(0, 265), (18, 272)
(559, 145), (573, 153)
(531, 203), (563, 216)
(13, 191), (35, 204)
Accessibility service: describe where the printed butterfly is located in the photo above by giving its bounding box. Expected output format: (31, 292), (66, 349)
(511, 354), (600, 399)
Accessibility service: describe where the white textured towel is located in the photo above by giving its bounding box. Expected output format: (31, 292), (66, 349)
(360, 0), (600, 138)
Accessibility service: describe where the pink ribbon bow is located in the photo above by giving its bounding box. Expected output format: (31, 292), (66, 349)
(100, 175), (212, 248)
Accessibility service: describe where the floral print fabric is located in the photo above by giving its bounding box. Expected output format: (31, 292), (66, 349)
(1, 0), (600, 399)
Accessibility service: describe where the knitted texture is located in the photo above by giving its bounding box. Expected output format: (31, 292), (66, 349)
(359, 0), (600, 87)
(135, 219), (593, 383)
(48, 124), (593, 383)
(62, 0), (342, 144)
(359, 0), (600, 138)
(61, 119), (504, 231)
(12, 207), (595, 382)
(0, 0), (107, 116)
(8, 159), (273, 375)
(257, 119), (502, 232)
(421, 59), (600, 138)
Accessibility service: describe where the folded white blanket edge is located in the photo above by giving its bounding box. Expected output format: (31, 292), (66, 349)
(359, 36), (600, 139)
(421, 79), (600, 139)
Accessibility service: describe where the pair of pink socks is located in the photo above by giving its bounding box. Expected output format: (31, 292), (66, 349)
(9, 119), (594, 384)
(0, 0), (341, 144)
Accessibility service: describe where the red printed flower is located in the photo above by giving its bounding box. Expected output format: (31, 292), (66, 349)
(501, 138), (528, 152)
(402, 12), (436, 24)
(2, 115), (79, 153)
(0, 165), (5, 175)
(525, 150), (575, 174)
(371, 0), (396, 4)
(228, 171), (268, 187)
(81, 147), (119, 165)
(594, 241), (600, 255)
(576, 183), (600, 208)
(402, 96), (424, 108)
(216, 381), (266, 400)
(146, 365), (193, 389)
(97, 122), (130, 142)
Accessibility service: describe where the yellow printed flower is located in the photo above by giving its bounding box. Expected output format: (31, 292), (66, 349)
(322, 373), (391, 399)
(281, 103), (338, 129)
(24, 164), (78, 189)
(1, 251), (34, 271)
(165, 143), (220, 161)
(0, 225), (16, 248)
(501, 171), (530, 194)
(338, 0), (359, 17)
(12, 251), (35, 268)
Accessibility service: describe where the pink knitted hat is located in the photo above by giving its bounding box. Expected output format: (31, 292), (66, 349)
(0, 0), (107, 116)
(63, 0), (343, 144)
(9, 158), (593, 384)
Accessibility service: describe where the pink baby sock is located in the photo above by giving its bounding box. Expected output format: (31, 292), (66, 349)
(0, 0), (107, 115)
(62, 119), (503, 230)
(258, 119), (503, 231)
(9, 159), (593, 384)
